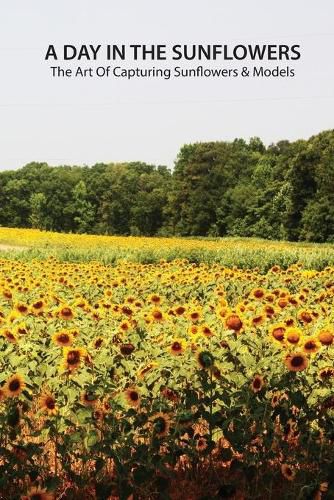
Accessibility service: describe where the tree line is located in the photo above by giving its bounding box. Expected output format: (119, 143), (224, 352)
(0, 129), (333, 242)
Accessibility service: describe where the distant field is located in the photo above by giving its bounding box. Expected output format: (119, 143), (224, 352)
(1, 227), (334, 270)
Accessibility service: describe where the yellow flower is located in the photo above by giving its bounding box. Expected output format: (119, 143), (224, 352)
(4, 374), (25, 397)
(53, 330), (74, 347)
(1, 328), (18, 343)
(269, 323), (286, 343)
(286, 327), (302, 345)
(39, 393), (57, 415)
(281, 463), (296, 481)
(62, 347), (86, 372)
(150, 412), (170, 437)
(284, 352), (308, 372)
(124, 387), (140, 407)
(170, 338), (186, 356)
(58, 305), (75, 320)
(303, 337), (320, 354)
(251, 375), (265, 393)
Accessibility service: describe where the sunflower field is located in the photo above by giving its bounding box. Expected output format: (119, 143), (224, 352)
(0, 233), (334, 499)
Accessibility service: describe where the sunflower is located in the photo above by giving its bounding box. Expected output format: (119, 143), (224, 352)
(148, 294), (162, 305)
(31, 299), (46, 314)
(93, 336), (104, 349)
(251, 314), (265, 327)
(319, 367), (334, 380)
(174, 305), (186, 316)
(120, 343), (135, 355)
(303, 337), (320, 354)
(53, 330), (74, 347)
(58, 305), (74, 320)
(161, 386), (179, 402)
(271, 391), (288, 407)
(196, 437), (208, 452)
(15, 323), (29, 335)
(15, 302), (29, 316)
(277, 297), (289, 309)
(285, 317), (295, 327)
(297, 309), (313, 324)
(281, 463), (296, 481)
(150, 412), (170, 437)
(263, 305), (276, 318)
(63, 347), (86, 372)
(119, 320), (131, 332)
(286, 327), (302, 345)
(188, 325), (199, 336)
(80, 391), (98, 407)
(224, 313), (243, 333)
(197, 350), (214, 369)
(188, 309), (201, 322)
(251, 375), (264, 393)
(317, 328), (333, 346)
(21, 486), (55, 500)
(4, 374), (25, 397)
(125, 387), (140, 407)
(39, 393), (57, 415)
(150, 308), (164, 322)
(284, 353), (308, 372)
(201, 325), (214, 337)
(269, 323), (286, 343)
(2, 328), (18, 343)
(251, 287), (266, 300)
(170, 339), (186, 356)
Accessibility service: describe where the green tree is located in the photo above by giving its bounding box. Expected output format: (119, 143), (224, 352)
(29, 192), (47, 229)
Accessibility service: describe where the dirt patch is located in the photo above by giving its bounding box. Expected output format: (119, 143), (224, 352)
(0, 243), (27, 252)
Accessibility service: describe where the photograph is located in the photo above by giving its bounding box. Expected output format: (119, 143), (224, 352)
(0, 1), (333, 499)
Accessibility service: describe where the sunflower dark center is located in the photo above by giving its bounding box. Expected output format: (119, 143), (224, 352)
(291, 356), (304, 367)
(9, 379), (20, 391)
(46, 397), (55, 409)
(273, 328), (285, 340)
(130, 391), (139, 401)
(67, 351), (80, 364)
(59, 334), (69, 343)
(172, 342), (181, 351)
(176, 306), (185, 315)
(120, 343), (135, 355)
(253, 378), (262, 389)
(154, 417), (167, 433)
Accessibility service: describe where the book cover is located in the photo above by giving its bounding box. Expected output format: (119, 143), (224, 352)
(0, 2), (333, 499)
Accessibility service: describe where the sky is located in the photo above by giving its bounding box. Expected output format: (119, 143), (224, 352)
(0, 0), (333, 170)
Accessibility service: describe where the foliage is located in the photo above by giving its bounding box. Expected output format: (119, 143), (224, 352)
(1, 129), (334, 241)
